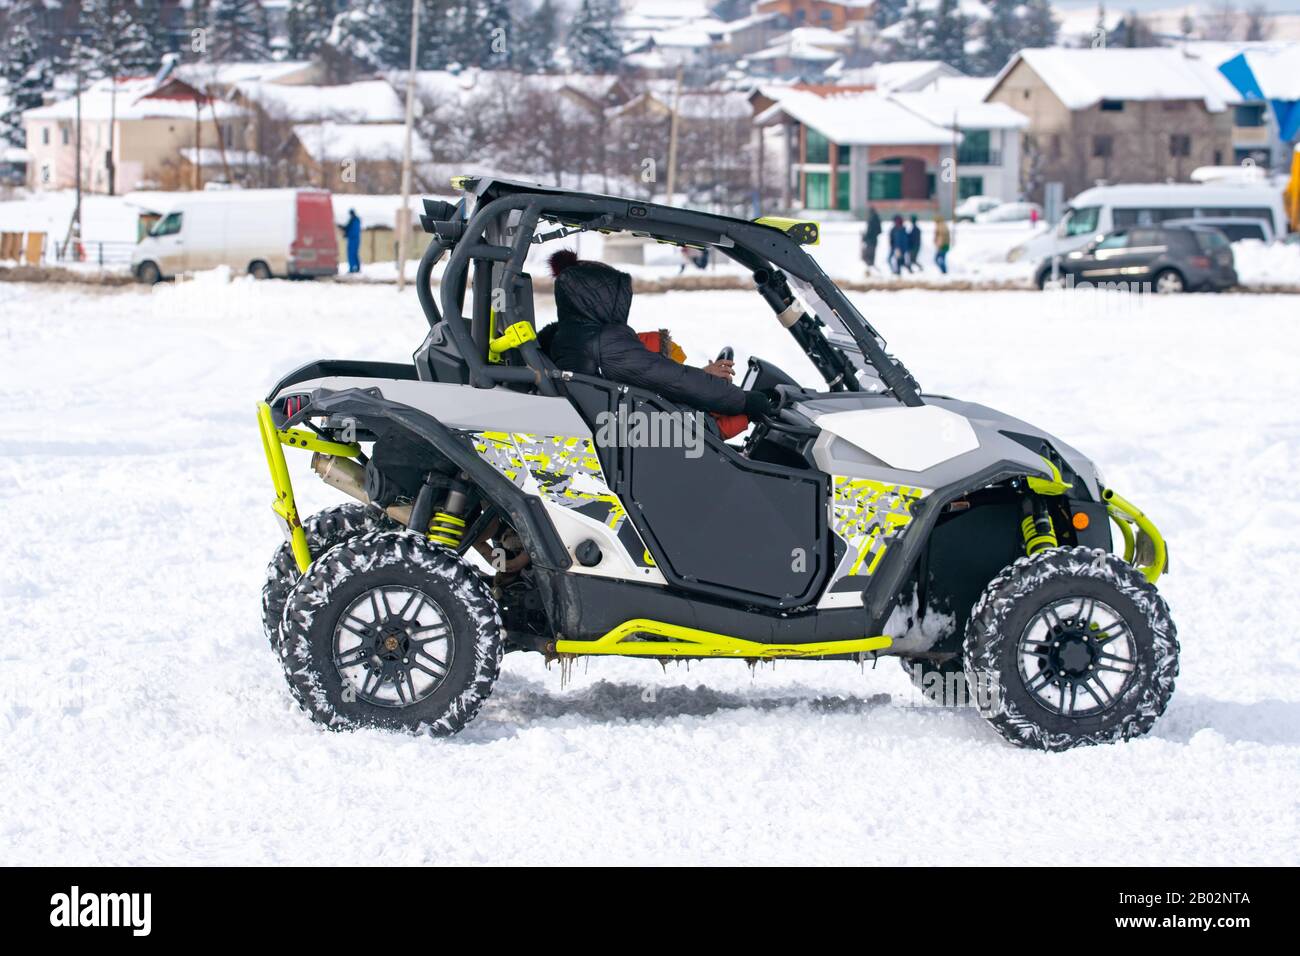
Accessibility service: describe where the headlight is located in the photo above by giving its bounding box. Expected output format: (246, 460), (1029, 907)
(1007, 245), (1023, 262)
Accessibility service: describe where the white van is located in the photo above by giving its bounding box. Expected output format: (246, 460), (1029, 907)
(1009, 182), (1289, 262)
(132, 189), (338, 283)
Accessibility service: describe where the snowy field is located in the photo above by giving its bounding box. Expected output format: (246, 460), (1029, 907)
(2, 275), (1298, 865)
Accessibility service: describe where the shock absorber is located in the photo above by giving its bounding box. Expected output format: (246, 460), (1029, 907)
(429, 482), (470, 549)
(1021, 496), (1058, 556)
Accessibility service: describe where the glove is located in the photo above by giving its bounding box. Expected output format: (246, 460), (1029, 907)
(743, 390), (775, 419)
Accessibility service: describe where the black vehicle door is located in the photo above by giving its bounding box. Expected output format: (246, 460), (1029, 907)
(565, 380), (828, 609)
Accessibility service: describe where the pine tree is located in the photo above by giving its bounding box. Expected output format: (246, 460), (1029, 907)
(83, 1), (156, 78)
(207, 0), (273, 61)
(478, 0), (514, 69)
(930, 0), (968, 71)
(897, 0), (968, 71)
(978, 0), (1022, 74)
(514, 0), (558, 72)
(874, 0), (908, 29)
(1020, 0), (1059, 48)
(1, 3), (53, 148)
(286, 0), (342, 59)
(566, 0), (622, 74)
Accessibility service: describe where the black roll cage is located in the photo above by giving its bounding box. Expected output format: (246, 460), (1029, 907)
(414, 177), (923, 407)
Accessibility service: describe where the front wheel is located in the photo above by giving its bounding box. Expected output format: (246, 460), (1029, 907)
(1153, 268), (1185, 294)
(964, 547), (1178, 751)
(249, 260), (272, 280)
(136, 260), (161, 284)
(280, 531), (503, 737)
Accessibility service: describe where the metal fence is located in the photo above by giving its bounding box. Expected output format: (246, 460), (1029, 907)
(51, 240), (138, 269)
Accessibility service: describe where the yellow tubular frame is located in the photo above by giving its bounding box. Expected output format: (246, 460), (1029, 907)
(257, 402), (363, 573)
(554, 619), (892, 659)
(1103, 488), (1168, 584)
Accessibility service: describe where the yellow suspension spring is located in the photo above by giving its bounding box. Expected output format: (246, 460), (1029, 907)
(1021, 511), (1058, 556)
(429, 511), (465, 548)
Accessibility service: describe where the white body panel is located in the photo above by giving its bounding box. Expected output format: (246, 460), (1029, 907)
(812, 405), (980, 472)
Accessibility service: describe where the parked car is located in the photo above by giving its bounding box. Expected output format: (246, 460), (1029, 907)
(954, 195), (1002, 221)
(1162, 216), (1274, 244)
(132, 188), (338, 284)
(976, 201), (1043, 224)
(1035, 225), (1237, 293)
(1009, 181), (1288, 262)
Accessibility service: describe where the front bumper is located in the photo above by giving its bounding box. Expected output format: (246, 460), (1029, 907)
(1103, 488), (1168, 583)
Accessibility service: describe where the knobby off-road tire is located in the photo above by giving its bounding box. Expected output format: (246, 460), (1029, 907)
(964, 546), (1178, 752)
(261, 503), (396, 654)
(280, 530), (503, 737)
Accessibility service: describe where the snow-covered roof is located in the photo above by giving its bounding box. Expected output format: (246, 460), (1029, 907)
(177, 147), (263, 167)
(890, 92), (1028, 130)
(396, 70), (623, 105)
(773, 27), (854, 50)
(176, 60), (316, 88)
(23, 77), (245, 123)
(755, 89), (958, 145)
(824, 59), (964, 92)
(292, 122), (425, 163)
(998, 48), (1241, 113)
(749, 36), (842, 64)
(922, 74), (995, 100)
(238, 80), (405, 123)
(653, 20), (728, 48)
(610, 88), (752, 120)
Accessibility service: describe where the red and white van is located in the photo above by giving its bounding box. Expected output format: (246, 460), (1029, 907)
(132, 189), (339, 283)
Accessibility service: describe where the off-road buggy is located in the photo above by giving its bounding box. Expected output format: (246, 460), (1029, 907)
(258, 176), (1176, 750)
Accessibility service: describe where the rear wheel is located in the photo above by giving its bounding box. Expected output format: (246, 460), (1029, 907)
(964, 547), (1177, 751)
(1153, 268), (1185, 294)
(249, 260), (272, 280)
(279, 531), (503, 736)
(261, 503), (395, 655)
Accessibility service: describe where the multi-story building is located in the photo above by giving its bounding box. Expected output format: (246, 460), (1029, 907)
(985, 48), (1241, 202)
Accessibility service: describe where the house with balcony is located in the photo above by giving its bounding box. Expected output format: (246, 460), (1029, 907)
(752, 85), (1027, 217)
(985, 48), (1242, 202)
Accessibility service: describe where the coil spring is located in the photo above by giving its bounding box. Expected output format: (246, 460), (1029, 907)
(429, 511), (465, 548)
(1021, 511), (1058, 556)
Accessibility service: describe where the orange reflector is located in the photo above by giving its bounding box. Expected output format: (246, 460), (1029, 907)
(1072, 512), (1090, 531)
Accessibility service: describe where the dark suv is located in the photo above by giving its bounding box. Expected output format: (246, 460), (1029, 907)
(1037, 225), (1237, 293)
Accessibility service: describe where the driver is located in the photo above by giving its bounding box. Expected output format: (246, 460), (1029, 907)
(543, 250), (774, 421)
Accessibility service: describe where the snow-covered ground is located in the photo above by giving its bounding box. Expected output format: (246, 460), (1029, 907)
(2, 276), (1298, 865)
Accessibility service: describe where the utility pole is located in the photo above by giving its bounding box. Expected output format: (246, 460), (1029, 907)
(950, 109), (959, 244)
(66, 47), (83, 251)
(665, 65), (683, 206)
(194, 94), (202, 190)
(395, 0), (421, 293)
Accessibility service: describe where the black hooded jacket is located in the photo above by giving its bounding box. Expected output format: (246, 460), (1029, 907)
(548, 259), (752, 416)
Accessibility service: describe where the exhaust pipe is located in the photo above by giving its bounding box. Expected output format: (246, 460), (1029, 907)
(311, 454), (412, 525)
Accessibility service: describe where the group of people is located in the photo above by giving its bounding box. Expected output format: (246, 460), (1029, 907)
(861, 207), (951, 275)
